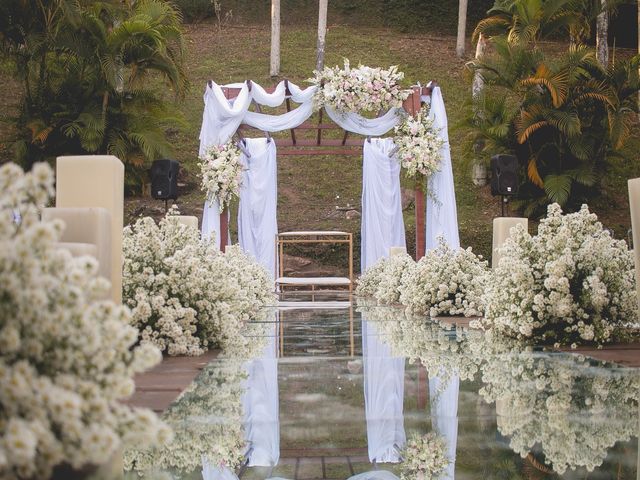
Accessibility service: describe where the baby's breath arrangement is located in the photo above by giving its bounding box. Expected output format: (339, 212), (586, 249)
(310, 59), (410, 114)
(199, 142), (243, 212)
(123, 212), (275, 357)
(356, 253), (416, 305)
(394, 108), (444, 179)
(475, 204), (638, 347)
(0, 163), (170, 479)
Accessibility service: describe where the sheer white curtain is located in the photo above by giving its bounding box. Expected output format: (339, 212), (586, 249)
(426, 87), (460, 250)
(361, 138), (406, 272)
(429, 374), (459, 480)
(238, 138), (278, 278)
(362, 320), (406, 463)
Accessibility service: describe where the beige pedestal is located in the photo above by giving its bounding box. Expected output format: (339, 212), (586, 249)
(43, 207), (112, 284)
(55, 156), (124, 303)
(56, 242), (99, 259)
(389, 246), (407, 257)
(628, 178), (640, 310)
(174, 215), (199, 230)
(492, 217), (528, 269)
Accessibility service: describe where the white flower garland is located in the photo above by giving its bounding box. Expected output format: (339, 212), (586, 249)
(198, 142), (243, 212)
(475, 203), (638, 347)
(0, 163), (170, 480)
(310, 59), (410, 114)
(400, 432), (450, 480)
(123, 210), (275, 358)
(394, 108), (444, 179)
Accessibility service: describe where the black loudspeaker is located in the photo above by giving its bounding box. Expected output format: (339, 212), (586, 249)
(150, 159), (179, 200)
(490, 154), (519, 196)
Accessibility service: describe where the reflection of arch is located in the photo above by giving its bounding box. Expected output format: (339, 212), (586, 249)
(429, 374), (459, 480)
(362, 319), (406, 463)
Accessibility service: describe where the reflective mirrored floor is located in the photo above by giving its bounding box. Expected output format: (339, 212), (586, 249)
(125, 293), (640, 480)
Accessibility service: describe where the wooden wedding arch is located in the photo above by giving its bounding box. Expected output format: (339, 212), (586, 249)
(216, 80), (436, 262)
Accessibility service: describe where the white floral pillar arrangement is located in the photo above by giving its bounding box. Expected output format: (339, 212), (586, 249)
(475, 204), (638, 348)
(0, 163), (170, 480)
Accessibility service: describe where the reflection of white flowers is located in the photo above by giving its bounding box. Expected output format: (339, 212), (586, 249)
(475, 204), (638, 347)
(310, 59), (410, 114)
(477, 346), (640, 474)
(401, 432), (450, 480)
(125, 360), (248, 475)
(199, 142), (243, 212)
(394, 108), (444, 179)
(123, 211), (275, 358)
(0, 163), (169, 480)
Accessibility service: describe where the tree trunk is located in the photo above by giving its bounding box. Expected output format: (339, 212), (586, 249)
(596, 0), (609, 67)
(270, 0), (280, 77)
(472, 33), (487, 99)
(316, 0), (328, 72)
(456, 0), (468, 58)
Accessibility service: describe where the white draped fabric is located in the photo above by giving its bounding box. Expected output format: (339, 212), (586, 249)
(361, 138), (406, 272)
(238, 138), (278, 278)
(325, 107), (403, 137)
(242, 321), (280, 467)
(425, 87), (460, 250)
(429, 374), (459, 480)
(362, 320), (406, 463)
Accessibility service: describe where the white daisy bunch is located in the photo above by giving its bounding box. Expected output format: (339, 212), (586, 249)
(357, 253), (417, 305)
(199, 142), (243, 212)
(475, 203), (638, 347)
(400, 237), (489, 317)
(0, 163), (169, 480)
(400, 432), (450, 480)
(310, 59), (410, 114)
(394, 108), (444, 179)
(125, 361), (248, 475)
(123, 213), (275, 358)
(478, 349), (639, 474)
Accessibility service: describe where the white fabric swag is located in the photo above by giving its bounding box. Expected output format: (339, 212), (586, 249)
(361, 138), (406, 272)
(426, 88), (460, 250)
(362, 320), (406, 463)
(238, 138), (278, 279)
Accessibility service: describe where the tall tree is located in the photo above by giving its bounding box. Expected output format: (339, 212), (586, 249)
(316, 0), (328, 71)
(457, 0), (468, 57)
(270, 0), (280, 76)
(596, 0), (609, 66)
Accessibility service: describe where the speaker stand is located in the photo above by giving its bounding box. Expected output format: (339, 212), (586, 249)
(501, 196), (510, 217)
(164, 199), (169, 213)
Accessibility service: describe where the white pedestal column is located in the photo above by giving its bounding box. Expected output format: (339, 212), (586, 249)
(628, 178), (640, 310)
(492, 217), (528, 269)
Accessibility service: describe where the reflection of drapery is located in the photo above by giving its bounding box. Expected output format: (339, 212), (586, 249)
(201, 463), (238, 480)
(429, 374), (459, 480)
(361, 138), (406, 273)
(238, 138), (278, 279)
(426, 87), (460, 250)
(362, 320), (406, 463)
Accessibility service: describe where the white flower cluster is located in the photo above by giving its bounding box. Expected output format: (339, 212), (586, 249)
(358, 239), (488, 318)
(475, 203), (638, 347)
(125, 360), (248, 475)
(199, 142), (243, 212)
(123, 212), (275, 358)
(400, 432), (450, 480)
(355, 253), (416, 305)
(394, 108), (444, 179)
(310, 59), (410, 114)
(478, 347), (639, 474)
(0, 163), (170, 480)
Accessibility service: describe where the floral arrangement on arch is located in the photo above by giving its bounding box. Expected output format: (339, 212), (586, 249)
(310, 59), (410, 114)
(199, 141), (244, 212)
(0, 163), (170, 479)
(394, 107), (445, 179)
(474, 204), (638, 348)
(477, 344), (639, 474)
(400, 432), (450, 480)
(123, 210), (274, 358)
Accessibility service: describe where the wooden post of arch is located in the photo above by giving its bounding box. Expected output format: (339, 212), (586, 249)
(220, 208), (229, 252)
(410, 86), (427, 260)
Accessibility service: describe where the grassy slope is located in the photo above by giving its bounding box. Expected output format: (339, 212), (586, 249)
(1, 21), (638, 271)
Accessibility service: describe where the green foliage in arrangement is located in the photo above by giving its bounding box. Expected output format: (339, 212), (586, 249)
(464, 0), (640, 216)
(0, 0), (188, 180)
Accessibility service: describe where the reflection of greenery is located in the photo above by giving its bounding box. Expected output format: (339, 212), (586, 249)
(124, 361), (248, 476)
(476, 346), (639, 475)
